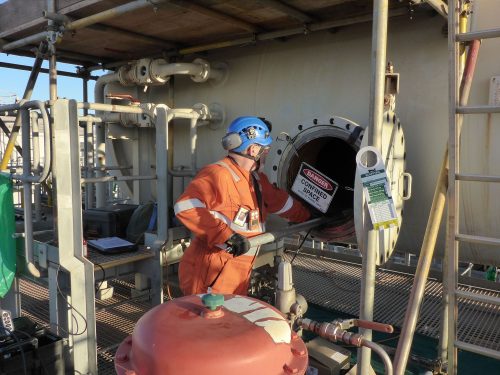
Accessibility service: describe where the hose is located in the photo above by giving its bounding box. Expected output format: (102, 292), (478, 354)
(362, 339), (393, 375)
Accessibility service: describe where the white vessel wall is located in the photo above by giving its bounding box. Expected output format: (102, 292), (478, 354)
(143, 7), (499, 265)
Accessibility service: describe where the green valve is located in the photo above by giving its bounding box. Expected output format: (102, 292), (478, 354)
(486, 266), (497, 282)
(201, 293), (224, 311)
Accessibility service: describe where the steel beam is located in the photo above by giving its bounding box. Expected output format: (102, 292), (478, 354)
(0, 0), (104, 39)
(86, 23), (177, 49)
(164, 0), (261, 32)
(42, 10), (177, 50)
(52, 99), (97, 374)
(0, 61), (98, 80)
(256, 0), (316, 23)
(177, 8), (407, 56)
(1, 0), (168, 51)
(0, 42), (46, 171)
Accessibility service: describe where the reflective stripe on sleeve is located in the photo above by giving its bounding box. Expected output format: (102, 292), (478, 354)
(273, 195), (293, 215)
(174, 198), (206, 215)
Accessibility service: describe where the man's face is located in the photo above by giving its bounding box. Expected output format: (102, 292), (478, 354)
(249, 144), (270, 162)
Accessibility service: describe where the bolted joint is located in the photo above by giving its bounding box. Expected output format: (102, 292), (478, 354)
(190, 58), (211, 83)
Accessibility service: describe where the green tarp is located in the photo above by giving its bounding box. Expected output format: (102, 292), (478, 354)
(0, 174), (16, 298)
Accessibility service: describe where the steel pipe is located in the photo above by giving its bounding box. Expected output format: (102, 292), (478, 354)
(455, 290), (500, 306)
(20, 109), (41, 278)
(1, 32), (49, 51)
(90, 166), (132, 171)
(456, 27), (500, 42)
(456, 105), (500, 114)
(1, 0), (167, 51)
(31, 111), (42, 222)
(166, 105), (220, 176)
(393, 150), (448, 374)
(78, 114), (121, 123)
(83, 7), (408, 71)
(77, 102), (150, 115)
(151, 61), (213, 83)
(178, 8), (407, 56)
(0, 118), (22, 155)
(81, 175), (157, 184)
(456, 173), (500, 182)
(247, 218), (333, 248)
(0, 42), (46, 171)
(43, 10), (69, 24)
(65, 0), (166, 31)
(358, 1), (389, 374)
(0, 61), (97, 80)
(362, 340), (393, 375)
(9, 101), (51, 184)
(93, 71), (122, 208)
(168, 169), (197, 177)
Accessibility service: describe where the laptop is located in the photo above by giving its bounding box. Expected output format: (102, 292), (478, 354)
(87, 237), (136, 254)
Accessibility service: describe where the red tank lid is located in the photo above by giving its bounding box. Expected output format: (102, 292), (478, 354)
(115, 294), (308, 375)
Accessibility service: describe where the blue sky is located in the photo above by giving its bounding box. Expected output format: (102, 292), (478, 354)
(0, 53), (97, 103)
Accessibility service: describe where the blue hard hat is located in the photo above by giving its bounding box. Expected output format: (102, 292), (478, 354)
(222, 116), (272, 153)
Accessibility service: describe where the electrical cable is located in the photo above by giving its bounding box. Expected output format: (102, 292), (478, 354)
(163, 247), (174, 301)
(290, 228), (313, 265)
(0, 326), (28, 375)
(12, 328), (51, 375)
(55, 265), (88, 336)
(93, 261), (106, 294)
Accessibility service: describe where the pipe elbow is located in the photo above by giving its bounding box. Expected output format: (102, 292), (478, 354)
(27, 262), (41, 278)
(151, 58), (225, 83)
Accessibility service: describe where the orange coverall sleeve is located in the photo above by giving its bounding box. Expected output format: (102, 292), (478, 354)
(258, 172), (311, 223)
(174, 167), (234, 246)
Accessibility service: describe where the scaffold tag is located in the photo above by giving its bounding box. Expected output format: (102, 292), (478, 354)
(356, 146), (398, 229)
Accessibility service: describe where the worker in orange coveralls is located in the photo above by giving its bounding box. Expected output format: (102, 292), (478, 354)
(174, 116), (311, 295)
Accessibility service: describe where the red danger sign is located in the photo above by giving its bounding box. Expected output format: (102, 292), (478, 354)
(291, 162), (338, 213)
(303, 168), (334, 191)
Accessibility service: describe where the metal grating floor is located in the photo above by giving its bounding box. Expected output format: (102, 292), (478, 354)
(19, 277), (155, 374)
(18, 253), (500, 373)
(286, 252), (500, 352)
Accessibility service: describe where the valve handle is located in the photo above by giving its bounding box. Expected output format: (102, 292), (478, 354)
(355, 319), (394, 333)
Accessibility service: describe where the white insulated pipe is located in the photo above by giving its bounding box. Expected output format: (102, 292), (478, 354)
(150, 60), (225, 83)
(31, 111), (42, 222)
(92, 59), (221, 205)
(94, 72), (120, 207)
(21, 109), (41, 278)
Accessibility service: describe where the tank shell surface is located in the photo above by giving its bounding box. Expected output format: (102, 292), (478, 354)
(114, 294), (308, 375)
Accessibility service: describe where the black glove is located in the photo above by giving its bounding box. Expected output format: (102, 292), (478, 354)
(226, 233), (250, 257)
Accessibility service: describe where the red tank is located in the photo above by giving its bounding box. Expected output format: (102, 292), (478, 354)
(115, 294), (308, 375)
